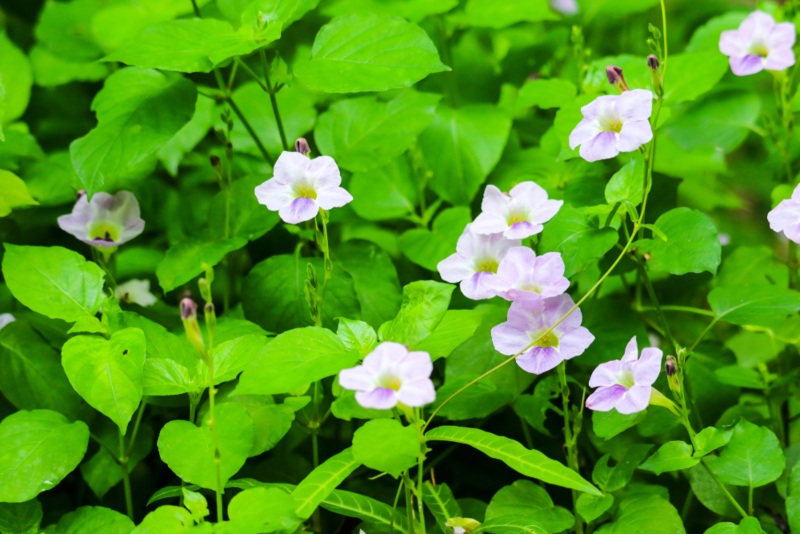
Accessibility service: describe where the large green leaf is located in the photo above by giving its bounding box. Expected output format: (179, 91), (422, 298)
(420, 105), (512, 205)
(156, 237), (247, 292)
(235, 327), (357, 396)
(664, 51), (727, 104)
(634, 208), (721, 276)
(425, 426), (600, 495)
(0, 410), (89, 503)
(241, 254), (360, 332)
(485, 480), (574, 533)
(336, 241), (402, 328)
(706, 420), (785, 488)
(314, 92), (439, 172)
(0, 499), (42, 533)
(539, 205), (618, 277)
(157, 403), (254, 491)
(61, 328), (146, 434)
(295, 14), (449, 93)
(708, 285), (800, 327)
(70, 67), (196, 194)
(350, 157), (419, 221)
(464, 0), (557, 28)
(352, 419), (419, 477)
(104, 18), (276, 73)
(292, 448), (360, 519)
(422, 482), (461, 533)
(414, 309), (486, 361)
(638, 441), (699, 475)
(321, 489), (409, 533)
(379, 280), (454, 346)
(0, 32), (32, 123)
(2, 245), (105, 323)
(595, 494), (685, 534)
(0, 170), (37, 217)
(0, 321), (84, 419)
(399, 207), (472, 271)
(53, 506), (134, 534)
(227, 488), (302, 533)
(320, 0), (456, 21)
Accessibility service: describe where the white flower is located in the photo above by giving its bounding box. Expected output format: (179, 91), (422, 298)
(472, 183), (563, 240)
(57, 191), (145, 248)
(115, 279), (157, 307)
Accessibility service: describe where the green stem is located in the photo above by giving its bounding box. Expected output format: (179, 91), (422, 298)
(635, 304), (714, 317)
(119, 430), (134, 521)
(689, 319), (718, 353)
(636, 264), (679, 354)
(403, 472), (415, 533)
(208, 363), (224, 522)
(127, 400), (146, 451)
(212, 67), (271, 163)
(415, 409), (427, 534)
(748, 484), (754, 516)
(789, 241), (798, 290)
(435, 16), (458, 107)
(558, 362), (583, 534)
(700, 460), (748, 519)
(260, 49), (289, 152)
(189, 0), (201, 16)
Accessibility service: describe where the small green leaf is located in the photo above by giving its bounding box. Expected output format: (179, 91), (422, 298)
(414, 309), (486, 361)
(337, 318), (378, 357)
(53, 506), (134, 534)
(703, 517), (762, 534)
(0, 170), (37, 216)
(399, 207), (472, 271)
(157, 403), (254, 491)
(0, 500), (42, 533)
(465, 0), (557, 28)
(594, 494), (684, 534)
(156, 237), (247, 292)
(181, 488), (209, 523)
(713, 366), (767, 389)
(605, 158), (644, 207)
(0, 410), (89, 502)
(295, 14), (449, 93)
(0, 32), (32, 123)
(486, 480), (574, 533)
(591, 410), (646, 440)
(591, 445), (652, 492)
(423, 482), (461, 532)
(379, 280), (454, 346)
(516, 78), (577, 110)
(693, 427), (733, 458)
(3, 245), (105, 322)
(228, 488), (301, 533)
(708, 285), (800, 327)
(321, 489), (410, 533)
(539, 205), (618, 277)
(235, 327), (357, 396)
(292, 448), (360, 519)
(706, 419), (785, 488)
(639, 441), (699, 475)
(425, 426), (600, 495)
(352, 419), (419, 478)
(62, 328), (146, 434)
(576, 493), (614, 523)
(131, 506), (194, 533)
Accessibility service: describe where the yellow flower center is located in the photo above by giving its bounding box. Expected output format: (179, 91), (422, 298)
(378, 375), (402, 391)
(618, 370), (635, 389)
(295, 183), (317, 199)
(750, 42), (769, 58)
(536, 331), (559, 349)
(507, 213), (528, 225)
(601, 116), (623, 133)
(88, 221), (121, 243)
(476, 258), (499, 273)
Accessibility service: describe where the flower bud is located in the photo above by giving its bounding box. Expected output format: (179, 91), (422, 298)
(647, 54), (660, 70)
(666, 355), (680, 394)
(198, 277), (212, 304)
(76, 189), (87, 201)
(647, 54), (664, 96)
(648, 388), (680, 416)
(180, 297), (206, 357)
(295, 137), (310, 156)
(606, 66), (630, 93)
(180, 297), (197, 321)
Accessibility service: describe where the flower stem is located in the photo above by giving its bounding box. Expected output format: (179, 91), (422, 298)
(636, 263), (679, 354)
(700, 460), (749, 519)
(259, 49), (289, 152)
(119, 430), (134, 521)
(414, 408), (427, 534)
(558, 362), (583, 534)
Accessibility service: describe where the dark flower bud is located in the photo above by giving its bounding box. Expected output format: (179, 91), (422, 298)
(647, 54), (660, 70)
(76, 189), (87, 201)
(209, 155), (221, 167)
(180, 297), (197, 320)
(606, 66), (630, 93)
(180, 297), (206, 357)
(204, 302), (214, 315)
(647, 54), (664, 96)
(295, 137), (310, 156)
(666, 355), (680, 394)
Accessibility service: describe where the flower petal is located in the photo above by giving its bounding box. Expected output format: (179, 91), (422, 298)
(632, 347), (663, 386)
(616, 120), (653, 153)
(586, 384), (627, 411)
(437, 253), (474, 283)
(579, 131), (619, 162)
(516, 346), (563, 374)
(356, 388), (398, 409)
(279, 197), (319, 224)
(569, 119), (601, 150)
(273, 151), (310, 184)
(614, 385), (651, 414)
(397, 378), (436, 407)
(339, 366), (377, 391)
(491, 323), (529, 356)
(588, 360), (625, 387)
(255, 179), (294, 210)
(316, 186), (353, 210)
(729, 54), (764, 76)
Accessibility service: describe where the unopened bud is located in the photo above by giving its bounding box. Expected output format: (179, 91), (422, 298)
(295, 138), (310, 156)
(606, 66), (629, 93)
(180, 297), (197, 321)
(198, 277), (212, 304)
(647, 54), (660, 70)
(209, 155), (220, 167)
(180, 297), (206, 357)
(666, 355), (680, 394)
(76, 189), (87, 201)
(647, 54), (664, 96)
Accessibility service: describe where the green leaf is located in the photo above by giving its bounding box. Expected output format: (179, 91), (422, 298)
(350, 157), (419, 221)
(591, 409), (646, 440)
(227, 488), (302, 533)
(2, 244), (105, 323)
(516, 78), (577, 110)
(425, 426), (600, 495)
(30, 45), (108, 88)
(242, 254), (360, 333)
(663, 51), (727, 104)
(206, 334), (267, 386)
(379, 280), (454, 346)
(209, 176), (280, 242)
(539, 204), (618, 277)
(0, 321), (85, 419)
(352, 419), (419, 478)
(693, 427), (733, 458)
(336, 241), (403, 328)
(53, 506), (134, 534)
(422, 482), (461, 532)
(80, 424), (154, 499)
(157, 403), (254, 491)
(687, 464), (745, 517)
(315, 92), (439, 172)
(62, 328), (146, 434)
(320, 0), (456, 21)
(0, 32), (32, 123)
(472, 517), (547, 533)
(708, 285), (800, 327)
(414, 309), (486, 361)
(594, 494), (685, 534)
(156, 237), (247, 292)
(633, 208), (721, 276)
(591, 445), (652, 492)
(337, 318), (378, 357)
(131, 505), (194, 533)
(576, 493), (614, 523)
(0, 409), (89, 502)
(420, 105), (512, 205)
(638, 441), (699, 475)
(295, 14), (449, 93)
(706, 419), (785, 488)
(158, 93), (216, 176)
(715, 245), (788, 288)
(399, 207), (472, 271)
(713, 366), (767, 389)
(703, 517), (762, 534)
(292, 448), (360, 519)
(0, 500), (42, 534)
(70, 67), (196, 194)
(181, 488), (209, 523)
(321, 489), (409, 533)
(605, 157), (644, 207)
(104, 19), (275, 73)
(235, 327), (357, 396)
(0, 170), (38, 216)
(464, 0), (557, 28)
(486, 480), (574, 533)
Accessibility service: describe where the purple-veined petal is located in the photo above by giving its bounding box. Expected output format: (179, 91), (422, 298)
(505, 221), (539, 239)
(586, 384), (627, 411)
(356, 388), (398, 410)
(632, 347), (663, 386)
(460, 271), (499, 300)
(255, 179), (295, 210)
(614, 385), (651, 414)
(579, 131), (619, 162)
(616, 120), (653, 153)
(516, 346), (563, 375)
(729, 54), (765, 76)
(279, 197), (319, 224)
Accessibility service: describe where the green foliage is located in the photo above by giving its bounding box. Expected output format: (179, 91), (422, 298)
(352, 419), (419, 477)
(706, 420), (785, 488)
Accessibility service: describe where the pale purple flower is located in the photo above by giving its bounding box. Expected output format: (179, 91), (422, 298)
(768, 184), (800, 243)
(115, 279), (157, 307)
(472, 183), (563, 239)
(57, 191), (144, 248)
(254, 151), (352, 224)
(0, 313), (15, 331)
(437, 224), (521, 300)
(569, 89), (654, 162)
(550, 0), (578, 15)
(491, 247), (569, 301)
(338, 342), (435, 410)
(491, 294), (594, 375)
(585, 336), (662, 414)
(719, 11), (795, 76)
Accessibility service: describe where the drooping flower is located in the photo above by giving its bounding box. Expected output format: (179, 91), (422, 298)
(338, 342), (435, 410)
(491, 247), (570, 302)
(115, 279), (157, 307)
(550, 0), (578, 15)
(491, 294), (594, 375)
(0, 313), (15, 331)
(472, 183), (563, 239)
(254, 151), (352, 224)
(57, 191), (145, 248)
(569, 89), (654, 162)
(437, 225), (521, 300)
(767, 184), (800, 243)
(585, 336), (662, 414)
(719, 11), (795, 76)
